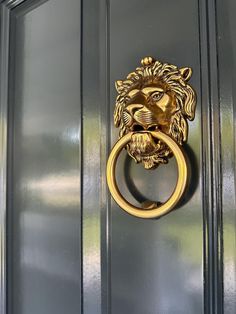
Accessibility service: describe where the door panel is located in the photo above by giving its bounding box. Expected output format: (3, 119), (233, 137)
(6, 0), (81, 313)
(109, 1), (203, 313)
(0, 0), (235, 314)
(217, 0), (236, 312)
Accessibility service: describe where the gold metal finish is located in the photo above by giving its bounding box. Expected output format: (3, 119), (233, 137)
(107, 57), (196, 218)
(107, 131), (188, 219)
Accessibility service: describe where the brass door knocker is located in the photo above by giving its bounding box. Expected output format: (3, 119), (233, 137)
(107, 56), (196, 219)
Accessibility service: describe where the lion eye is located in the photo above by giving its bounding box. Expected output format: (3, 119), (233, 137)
(151, 92), (163, 102)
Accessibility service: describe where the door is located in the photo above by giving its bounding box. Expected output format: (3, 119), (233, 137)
(0, 0), (235, 313)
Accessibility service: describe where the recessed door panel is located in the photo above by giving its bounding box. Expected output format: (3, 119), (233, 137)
(216, 0), (236, 312)
(109, 1), (203, 313)
(7, 1), (81, 313)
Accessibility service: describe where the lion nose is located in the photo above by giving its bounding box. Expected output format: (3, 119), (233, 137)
(123, 104), (145, 127)
(123, 104), (158, 129)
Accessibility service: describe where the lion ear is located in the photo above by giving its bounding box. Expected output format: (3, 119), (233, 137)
(115, 80), (124, 93)
(179, 67), (192, 82)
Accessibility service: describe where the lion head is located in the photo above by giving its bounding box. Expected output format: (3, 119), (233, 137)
(114, 56), (196, 169)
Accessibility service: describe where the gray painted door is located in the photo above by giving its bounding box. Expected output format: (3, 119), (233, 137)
(0, 0), (235, 313)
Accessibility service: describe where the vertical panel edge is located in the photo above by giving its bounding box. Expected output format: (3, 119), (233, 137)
(198, 0), (223, 312)
(0, 3), (10, 314)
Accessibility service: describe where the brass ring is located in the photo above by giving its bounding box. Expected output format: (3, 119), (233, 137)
(106, 131), (188, 219)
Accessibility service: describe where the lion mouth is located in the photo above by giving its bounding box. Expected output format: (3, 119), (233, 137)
(127, 131), (170, 169)
(129, 132), (159, 156)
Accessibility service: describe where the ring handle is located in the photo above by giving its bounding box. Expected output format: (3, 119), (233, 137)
(107, 131), (187, 219)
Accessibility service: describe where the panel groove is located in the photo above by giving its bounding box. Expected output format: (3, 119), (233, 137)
(1, 0), (25, 9)
(81, 0), (105, 312)
(80, 1), (84, 313)
(198, 0), (223, 312)
(0, 4), (10, 314)
(7, 8), (18, 314)
(81, 0), (112, 311)
(100, 0), (111, 313)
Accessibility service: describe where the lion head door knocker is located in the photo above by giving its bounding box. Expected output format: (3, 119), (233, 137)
(106, 57), (196, 219)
